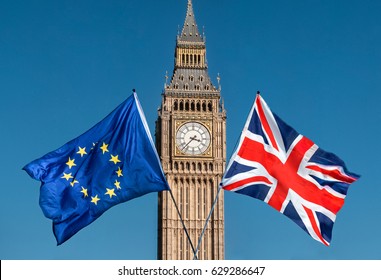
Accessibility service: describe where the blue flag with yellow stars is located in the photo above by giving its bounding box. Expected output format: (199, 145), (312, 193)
(23, 92), (170, 245)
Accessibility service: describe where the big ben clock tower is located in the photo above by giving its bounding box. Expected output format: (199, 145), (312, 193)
(156, 0), (226, 260)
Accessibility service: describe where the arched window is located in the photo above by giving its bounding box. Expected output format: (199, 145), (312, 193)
(203, 180), (207, 219)
(202, 102), (207, 111)
(174, 100), (178, 110)
(179, 231), (183, 258)
(208, 102), (212, 112)
(179, 101), (184, 111)
(191, 101), (195, 111)
(185, 184), (189, 219)
(196, 102), (201, 111)
(204, 232), (208, 260)
(185, 101), (189, 111)
(179, 181), (183, 209)
(197, 187), (201, 219)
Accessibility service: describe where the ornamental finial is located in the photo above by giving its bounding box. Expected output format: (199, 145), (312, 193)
(164, 71), (169, 89)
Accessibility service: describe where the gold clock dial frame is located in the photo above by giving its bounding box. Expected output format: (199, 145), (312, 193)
(175, 121), (211, 156)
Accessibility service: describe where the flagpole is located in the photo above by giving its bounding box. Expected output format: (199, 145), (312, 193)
(193, 184), (222, 260)
(168, 189), (198, 259)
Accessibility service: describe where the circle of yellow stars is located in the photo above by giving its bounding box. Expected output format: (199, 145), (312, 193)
(60, 142), (124, 206)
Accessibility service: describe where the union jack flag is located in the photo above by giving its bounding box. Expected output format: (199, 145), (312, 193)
(222, 94), (360, 245)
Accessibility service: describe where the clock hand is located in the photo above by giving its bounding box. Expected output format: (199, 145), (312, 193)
(193, 137), (201, 142)
(190, 135), (201, 142)
(181, 135), (199, 151)
(181, 138), (195, 151)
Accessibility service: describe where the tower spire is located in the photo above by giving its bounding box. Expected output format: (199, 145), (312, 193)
(179, 0), (203, 42)
(167, 0), (217, 92)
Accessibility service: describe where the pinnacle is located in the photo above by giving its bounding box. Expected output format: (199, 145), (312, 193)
(179, 0), (203, 43)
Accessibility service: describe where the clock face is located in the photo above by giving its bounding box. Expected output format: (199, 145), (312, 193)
(176, 122), (211, 155)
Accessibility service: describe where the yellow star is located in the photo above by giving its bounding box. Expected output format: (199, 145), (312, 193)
(66, 157), (76, 169)
(105, 188), (117, 198)
(116, 167), (123, 177)
(91, 195), (100, 205)
(80, 187), (88, 197)
(77, 146), (87, 157)
(70, 180), (79, 187)
(61, 172), (73, 181)
(100, 142), (109, 154)
(114, 180), (121, 190)
(110, 154), (121, 164)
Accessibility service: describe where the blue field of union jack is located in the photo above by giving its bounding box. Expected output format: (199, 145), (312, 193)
(221, 94), (360, 246)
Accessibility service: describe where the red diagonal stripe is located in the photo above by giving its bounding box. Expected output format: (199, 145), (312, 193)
(223, 175), (272, 191)
(303, 206), (329, 246)
(306, 165), (356, 184)
(256, 96), (279, 151)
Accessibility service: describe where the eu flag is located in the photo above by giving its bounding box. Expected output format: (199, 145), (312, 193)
(23, 92), (170, 245)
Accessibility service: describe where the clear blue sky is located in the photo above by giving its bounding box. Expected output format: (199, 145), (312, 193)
(1, 0), (380, 260)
